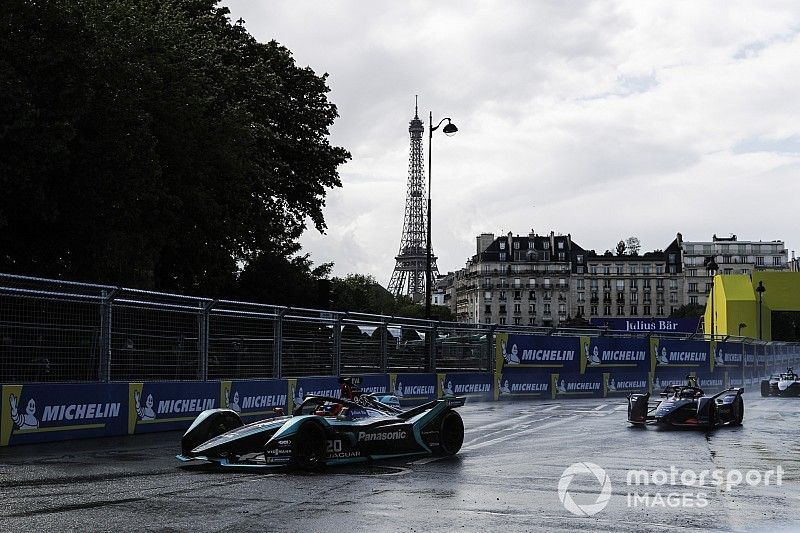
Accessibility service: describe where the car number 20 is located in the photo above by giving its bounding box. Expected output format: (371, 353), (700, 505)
(326, 440), (342, 453)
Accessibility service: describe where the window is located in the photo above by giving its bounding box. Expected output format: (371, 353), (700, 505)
(617, 305), (625, 315)
(528, 317), (535, 325)
(543, 242), (550, 250)
(643, 279), (651, 288)
(513, 278), (521, 287)
(603, 266), (611, 275)
(669, 265), (676, 274)
(590, 279), (598, 289)
(528, 291), (536, 300)
(577, 279), (585, 289)
(630, 279), (638, 288)
(543, 278), (551, 287)
(604, 305), (611, 315)
(576, 266), (584, 274)
(670, 292), (678, 303)
(499, 304), (506, 314)
(577, 292), (585, 302)
(499, 252), (506, 261)
(670, 279), (677, 289)
(688, 269), (697, 277)
(656, 279), (664, 288)
(740, 269), (749, 274)
(484, 317), (492, 324)
(577, 254), (584, 263)
(514, 291), (522, 300)
(485, 304), (491, 313)
(603, 279), (611, 289)
(499, 317), (506, 325)
(616, 280), (624, 290)
(558, 241), (564, 249)
(577, 305), (584, 316)
(558, 252), (565, 261)
(484, 291), (492, 300)
(559, 304), (566, 316)
(544, 304), (551, 315)
(689, 296), (698, 304)
(590, 305), (598, 315)
(513, 317), (521, 325)
(499, 291), (506, 301)
(643, 266), (651, 274)
(657, 305), (664, 315)
(616, 266), (623, 275)
(629, 265), (637, 274)
(499, 241), (505, 250)
(705, 283), (712, 292)
(590, 266), (598, 274)
(514, 303), (521, 313)
(631, 292), (638, 302)
(756, 256), (764, 266)
(668, 253), (676, 263)
(544, 291), (552, 300)
(513, 241), (520, 249)
(643, 305), (651, 315)
(529, 304), (535, 313)
(630, 305), (638, 315)
(773, 256), (782, 266)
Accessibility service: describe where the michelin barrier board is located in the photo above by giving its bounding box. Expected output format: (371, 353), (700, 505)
(438, 372), (493, 401)
(221, 379), (288, 421)
(1, 383), (128, 446)
(581, 337), (651, 374)
(389, 373), (437, 405)
(129, 381), (220, 434)
(604, 372), (650, 397)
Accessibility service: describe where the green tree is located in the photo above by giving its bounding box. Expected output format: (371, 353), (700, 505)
(669, 303), (705, 318)
(0, 0), (349, 295)
(331, 274), (397, 315)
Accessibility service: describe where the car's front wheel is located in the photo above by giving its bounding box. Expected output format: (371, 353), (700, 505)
(292, 421), (326, 471)
(731, 396), (744, 426)
(760, 380), (771, 397)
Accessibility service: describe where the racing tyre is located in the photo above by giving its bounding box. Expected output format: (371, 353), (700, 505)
(731, 396), (744, 426)
(706, 401), (717, 430)
(437, 410), (464, 456)
(760, 380), (770, 397)
(292, 421), (326, 471)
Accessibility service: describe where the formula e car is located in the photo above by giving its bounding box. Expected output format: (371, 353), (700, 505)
(760, 368), (800, 397)
(177, 379), (464, 470)
(627, 377), (744, 429)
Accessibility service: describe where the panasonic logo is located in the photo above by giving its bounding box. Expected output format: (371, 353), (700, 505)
(358, 430), (407, 442)
(454, 384), (490, 393)
(41, 403), (121, 422)
(242, 395), (287, 409)
(157, 398), (215, 414)
(602, 350), (646, 361)
(521, 349), (575, 361)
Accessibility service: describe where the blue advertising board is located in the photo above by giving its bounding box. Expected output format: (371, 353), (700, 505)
(221, 379), (288, 421)
(440, 372), (492, 401)
(128, 381), (220, 434)
(582, 337), (651, 373)
(496, 371), (551, 400)
(496, 333), (580, 372)
(390, 373), (437, 405)
(2, 383), (128, 446)
(695, 372), (726, 392)
(713, 342), (743, 371)
(655, 339), (710, 371)
(589, 317), (701, 334)
(551, 372), (604, 399)
(604, 372), (650, 396)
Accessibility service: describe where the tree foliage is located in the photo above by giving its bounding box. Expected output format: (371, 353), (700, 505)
(669, 303), (705, 318)
(330, 274), (454, 320)
(625, 236), (641, 256)
(0, 0), (349, 295)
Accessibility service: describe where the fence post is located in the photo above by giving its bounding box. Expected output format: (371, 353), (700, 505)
(99, 289), (118, 382)
(273, 309), (284, 379)
(380, 318), (388, 373)
(333, 315), (342, 376)
(198, 300), (215, 381)
(427, 322), (438, 372)
(486, 325), (497, 372)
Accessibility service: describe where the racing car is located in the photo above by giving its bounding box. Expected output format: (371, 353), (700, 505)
(627, 376), (744, 429)
(761, 368), (800, 397)
(177, 378), (465, 470)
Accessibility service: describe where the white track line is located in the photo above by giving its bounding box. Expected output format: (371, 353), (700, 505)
(464, 415), (579, 451)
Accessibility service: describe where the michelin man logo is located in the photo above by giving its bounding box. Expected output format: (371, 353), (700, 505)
(557, 379), (568, 394)
(394, 381), (404, 397)
(134, 391), (156, 420)
(9, 394), (39, 430)
(657, 347), (670, 365)
(442, 380), (454, 397)
(293, 386), (304, 407)
(225, 388), (241, 413)
(585, 343), (601, 366)
(716, 348), (725, 366)
(558, 462), (612, 517)
(499, 379), (512, 395)
(502, 341), (520, 365)
(607, 378), (617, 392)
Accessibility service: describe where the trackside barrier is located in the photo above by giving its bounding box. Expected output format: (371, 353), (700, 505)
(2, 356), (798, 446)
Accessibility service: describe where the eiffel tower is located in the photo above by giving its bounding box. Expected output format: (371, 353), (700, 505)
(388, 99), (438, 300)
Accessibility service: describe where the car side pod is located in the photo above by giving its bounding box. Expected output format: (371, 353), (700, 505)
(180, 409), (243, 456)
(628, 392), (650, 425)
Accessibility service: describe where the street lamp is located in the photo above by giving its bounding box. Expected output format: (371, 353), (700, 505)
(426, 112), (457, 319)
(738, 322), (747, 336)
(756, 280), (766, 340)
(705, 256), (718, 338)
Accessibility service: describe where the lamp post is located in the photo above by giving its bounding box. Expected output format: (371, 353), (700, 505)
(756, 281), (766, 340)
(738, 322), (747, 336)
(705, 256), (718, 338)
(426, 112), (457, 319)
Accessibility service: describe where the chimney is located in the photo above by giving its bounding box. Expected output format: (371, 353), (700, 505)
(477, 233), (494, 255)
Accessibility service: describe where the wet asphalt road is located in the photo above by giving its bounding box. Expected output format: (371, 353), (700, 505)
(1, 394), (799, 532)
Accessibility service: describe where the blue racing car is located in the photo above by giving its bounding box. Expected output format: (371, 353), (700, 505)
(177, 379), (465, 470)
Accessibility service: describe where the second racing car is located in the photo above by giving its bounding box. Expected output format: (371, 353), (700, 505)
(627, 376), (744, 429)
(761, 368), (800, 397)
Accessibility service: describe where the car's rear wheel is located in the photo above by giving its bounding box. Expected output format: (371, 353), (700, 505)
(731, 396), (744, 426)
(760, 380), (771, 397)
(437, 411), (464, 456)
(292, 422), (326, 471)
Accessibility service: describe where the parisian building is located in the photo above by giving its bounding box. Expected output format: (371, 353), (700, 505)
(681, 235), (789, 307)
(448, 231), (683, 326)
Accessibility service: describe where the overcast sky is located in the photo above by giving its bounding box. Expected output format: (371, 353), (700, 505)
(225, 0), (800, 286)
